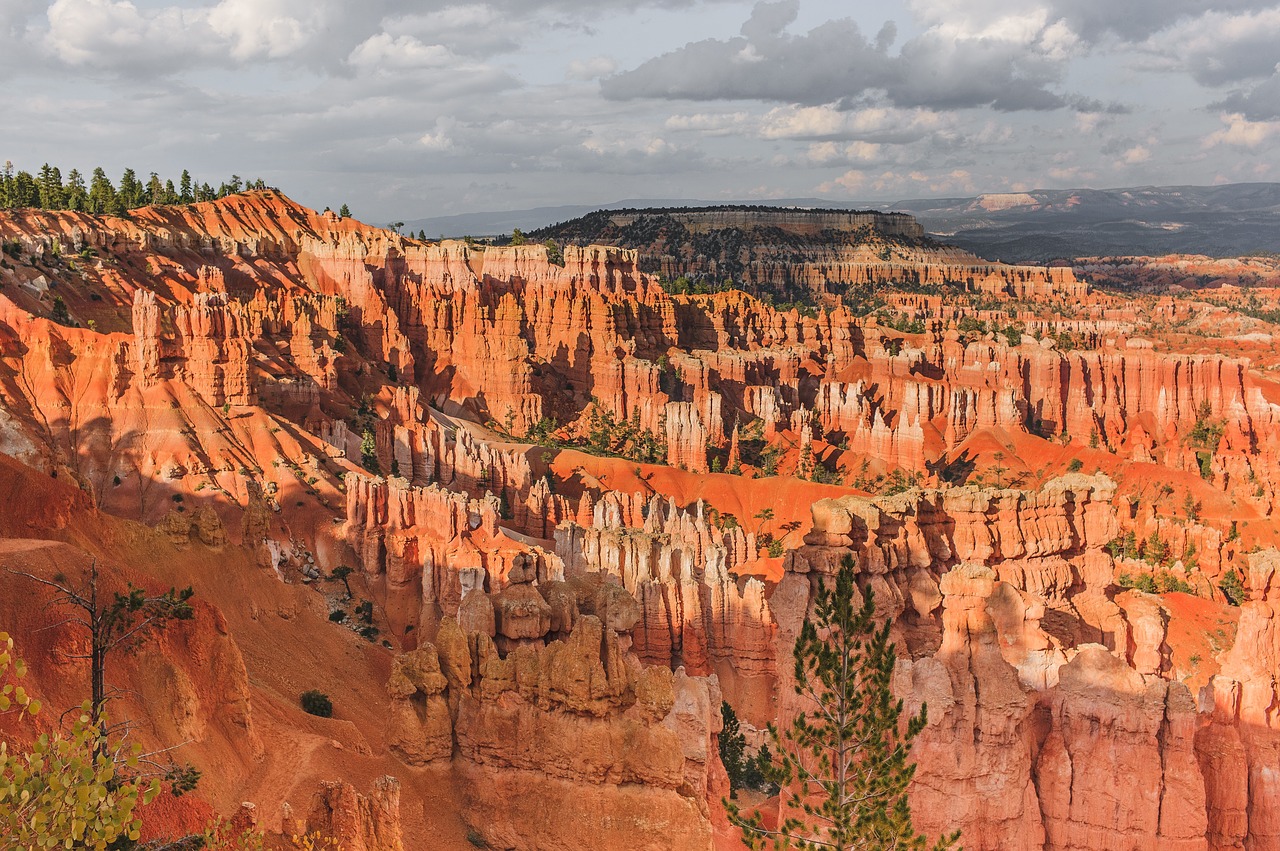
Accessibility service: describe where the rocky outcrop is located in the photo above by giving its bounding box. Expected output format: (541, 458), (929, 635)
(302, 777), (405, 851)
(555, 492), (777, 724)
(1197, 549), (1280, 849)
(382, 615), (724, 851)
(342, 473), (564, 636)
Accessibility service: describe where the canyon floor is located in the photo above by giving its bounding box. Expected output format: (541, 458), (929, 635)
(1, 192), (1278, 850)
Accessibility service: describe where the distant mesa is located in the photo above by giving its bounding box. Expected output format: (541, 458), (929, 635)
(531, 204), (1084, 301)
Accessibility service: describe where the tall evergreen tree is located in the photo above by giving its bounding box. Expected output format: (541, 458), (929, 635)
(0, 160), (13, 208)
(145, 172), (164, 205)
(65, 169), (88, 211)
(118, 168), (143, 209)
(179, 169), (193, 203)
(37, 164), (65, 209)
(11, 170), (38, 208)
(338, 203), (351, 218)
(727, 555), (959, 851)
(88, 167), (116, 214)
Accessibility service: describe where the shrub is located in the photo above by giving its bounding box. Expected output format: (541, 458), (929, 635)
(328, 610), (347, 623)
(1220, 569), (1246, 606)
(1067, 459), (1083, 473)
(300, 690), (333, 718)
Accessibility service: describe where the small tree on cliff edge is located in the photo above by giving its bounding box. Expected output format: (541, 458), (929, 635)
(727, 555), (959, 851)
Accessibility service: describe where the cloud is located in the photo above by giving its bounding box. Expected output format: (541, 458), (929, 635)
(1120, 144), (1150, 164)
(663, 111), (750, 134)
(1202, 112), (1280, 147)
(566, 56), (617, 81)
(44, 0), (210, 68)
(758, 104), (947, 143)
(1214, 70), (1280, 120)
(1137, 7), (1280, 86)
(909, 0), (1278, 45)
(601, 0), (1076, 111)
(348, 34), (459, 71)
(817, 169), (867, 194)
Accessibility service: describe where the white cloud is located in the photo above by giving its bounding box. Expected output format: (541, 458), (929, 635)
(1202, 112), (1280, 148)
(566, 56), (617, 81)
(1138, 7), (1280, 86)
(349, 34), (458, 71)
(663, 111), (749, 134)
(817, 169), (867, 193)
(759, 104), (945, 142)
(1121, 144), (1150, 164)
(44, 0), (207, 66)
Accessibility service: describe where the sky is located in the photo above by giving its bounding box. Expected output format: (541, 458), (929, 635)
(2, 0), (1279, 222)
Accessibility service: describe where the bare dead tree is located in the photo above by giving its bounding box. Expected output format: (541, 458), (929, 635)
(7, 561), (200, 791)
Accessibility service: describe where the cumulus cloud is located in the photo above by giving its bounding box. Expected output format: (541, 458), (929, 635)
(602, 0), (1077, 111)
(44, 0), (210, 68)
(910, 0), (1278, 45)
(348, 34), (459, 70)
(1202, 112), (1280, 147)
(758, 104), (947, 143)
(1215, 71), (1280, 120)
(1120, 144), (1151, 164)
(1137, 7), (1280, 86)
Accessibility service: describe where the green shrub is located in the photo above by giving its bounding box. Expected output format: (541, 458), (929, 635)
(300, 690), (333, 718)
(1220, 569), (1246, 606)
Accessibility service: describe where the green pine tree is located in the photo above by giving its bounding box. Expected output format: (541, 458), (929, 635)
(727, 555), (959, 851)
(360, 428), (380, 474)
(88, 167), (116, 214)
(339, 203), (351, 218)
(65, 169), (88, 211)
(720, 701), (748, 798)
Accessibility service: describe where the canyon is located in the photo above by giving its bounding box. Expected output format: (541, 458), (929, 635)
(0, 191), (1278, 850)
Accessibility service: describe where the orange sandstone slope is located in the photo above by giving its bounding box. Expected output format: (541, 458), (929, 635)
(0, 191), (1278, 850)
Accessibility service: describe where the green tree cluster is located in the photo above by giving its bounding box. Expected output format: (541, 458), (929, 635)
(719, 701), (778, 799)
(0, 160), (268, 213)
(579, 402), (666, 464)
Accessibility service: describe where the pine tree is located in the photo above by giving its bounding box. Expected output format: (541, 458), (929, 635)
(179, 169), (193, 203)
(727, 555), (959, 851)
(360, 428), (380, 474)
(339, 203), (351, 218)
(119, 168), (143, 209)
(720, 701), (749, 798)
(88, 167), (116, 214)
(146, 172), (164, 205)
(37, 163), (65, 209)
(0, 160), (13, 208)
(65, 169), (88, 211)
(11, 170), (38, 207)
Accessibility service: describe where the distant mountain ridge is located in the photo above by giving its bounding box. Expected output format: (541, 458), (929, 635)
(404, 183), (1280, 261)
(889, 183), (1280, 261)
